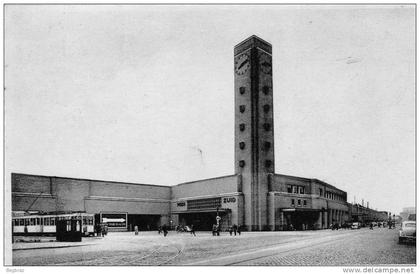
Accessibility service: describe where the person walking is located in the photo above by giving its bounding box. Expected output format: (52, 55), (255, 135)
(212, 224), (217, 236)
(237, 225), (241, 235)
(228, 226), (233, 236)
(232, 224), (238, 236)
(162, 224), (168, 237)
(190, 224), (196, 236)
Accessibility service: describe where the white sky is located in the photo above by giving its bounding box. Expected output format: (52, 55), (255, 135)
(5, 5), (415, 215)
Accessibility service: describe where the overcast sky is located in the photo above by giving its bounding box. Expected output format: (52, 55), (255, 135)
(5, 5), (415, 215)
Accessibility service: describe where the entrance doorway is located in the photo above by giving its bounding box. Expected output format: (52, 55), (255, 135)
(284, 210), (319, 230)
(127, 214), (161, 231)
(179, 211), (228, 231)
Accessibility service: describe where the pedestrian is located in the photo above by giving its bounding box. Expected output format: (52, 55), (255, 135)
(237, 225), (241, 235)
(216, 224), (220, 236)
(212, 224), (217, 236)
(190, 224), (196, 236)
(100, 224), (105, 237)
(370, 223), (373, 230)
(162, 224), (168, 237)
(228, 226), (233, 236)
(134, 225), (139, 235)
(158, 225), (162, 234)
(232, 224), (238, 236)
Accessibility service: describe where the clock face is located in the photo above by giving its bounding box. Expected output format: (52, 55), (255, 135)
(235, 53), (250, 75)
(259, 54), (272, 74)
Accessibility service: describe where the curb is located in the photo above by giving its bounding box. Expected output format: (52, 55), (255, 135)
(13, 244), (89, 251)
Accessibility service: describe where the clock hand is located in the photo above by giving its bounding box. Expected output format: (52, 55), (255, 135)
(238, 59), (249, 70)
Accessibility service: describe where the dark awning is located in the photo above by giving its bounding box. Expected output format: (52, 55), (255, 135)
(280, 208), (321, 212)
(172, 208), (231, 214)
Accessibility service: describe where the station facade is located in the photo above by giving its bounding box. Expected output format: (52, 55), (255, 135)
(11, 36), (386, 231)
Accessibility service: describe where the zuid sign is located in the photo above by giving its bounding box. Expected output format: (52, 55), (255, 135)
(223, 197), (236, 203)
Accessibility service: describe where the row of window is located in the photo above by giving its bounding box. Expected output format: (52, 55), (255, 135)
(239, 123), (271, 132)
(239, 104), (270, 113)
(239, 86), (271, 95)
(13, 217), (56, 226)
(319, 189), (345, 201)
(287, 185), (305, 194)
(291, 199), (307, 207)
(187, 197), (222, 210)
(238, 160), (272, 168)
(13, 216), (94, 226)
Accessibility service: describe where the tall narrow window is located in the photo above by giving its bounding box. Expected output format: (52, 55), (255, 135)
(239, 160), (245, 167)
(287, 185), (292, 193)
(239, 142), (245, 149)
(239, 105), (246, 113)
(291, 199), (295, 206)
(239, 123), (245, 131)
(263, 86), (270, 95)
(239, 87), (246, 94)
(299, 187), (305, 194)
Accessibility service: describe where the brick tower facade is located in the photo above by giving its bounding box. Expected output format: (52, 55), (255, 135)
(234, 36), (275, 231)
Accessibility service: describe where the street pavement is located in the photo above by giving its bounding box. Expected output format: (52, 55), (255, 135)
(12, 227), (415, 266)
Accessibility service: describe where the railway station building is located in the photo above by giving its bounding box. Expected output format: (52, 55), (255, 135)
(11, 36), (382, 231)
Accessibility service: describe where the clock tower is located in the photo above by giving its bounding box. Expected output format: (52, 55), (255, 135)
(234, 36), (274, 231)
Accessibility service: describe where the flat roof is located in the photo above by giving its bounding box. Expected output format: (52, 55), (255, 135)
(12, 172), (171, 189)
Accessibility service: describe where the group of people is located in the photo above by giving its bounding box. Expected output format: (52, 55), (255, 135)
(155, 223), (243, 237)
(95, 223), (108, 237)
(158, 224), (169, 237)
(228, 224), (241, 236)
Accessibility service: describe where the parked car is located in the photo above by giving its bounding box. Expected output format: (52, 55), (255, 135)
(351, 222), (360, 229)
(399, 221), (416, 244)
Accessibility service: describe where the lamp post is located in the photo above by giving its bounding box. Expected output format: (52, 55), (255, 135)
(216, 206), (221, 226)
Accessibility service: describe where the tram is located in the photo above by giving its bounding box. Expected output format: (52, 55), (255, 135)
(12, 212), (95, 236)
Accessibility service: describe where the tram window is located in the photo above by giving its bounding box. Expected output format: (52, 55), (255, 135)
(51, 218), (55, 226)
(297, 199), (301, 206)
(291, 199), (295, 206)
(89, 217), (93, 225)
(303, 200), (307, 206)
(19, 219), (23, 226)
(287, 185), (292, 193)
(36, 218), (40, 225)
(299, 186), (305, 194)
(13, 219), (18, 226)
(29, 218), (34, 226)
(292, 186), (297, 194)
(45, 218), (50, 226)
